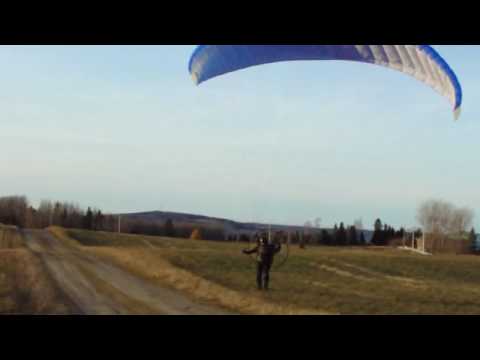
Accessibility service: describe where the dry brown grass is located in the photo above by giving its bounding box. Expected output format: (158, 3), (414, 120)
(0, 225), (24, 249)
(86, 247), (329, 315)
(48, 226), (82, 248)
(0, 225), (76, 314)
(0, 248), (75, 314)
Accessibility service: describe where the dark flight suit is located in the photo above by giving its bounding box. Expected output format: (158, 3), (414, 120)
(243, 240), (281, 290)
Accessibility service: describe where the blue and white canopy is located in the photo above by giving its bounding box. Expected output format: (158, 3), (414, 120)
(189, 45), (463, 120)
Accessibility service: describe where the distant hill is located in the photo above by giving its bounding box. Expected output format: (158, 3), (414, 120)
(118, 211), (374, 242)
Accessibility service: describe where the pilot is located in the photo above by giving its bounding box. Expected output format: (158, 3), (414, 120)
(243, 232), (281, 290)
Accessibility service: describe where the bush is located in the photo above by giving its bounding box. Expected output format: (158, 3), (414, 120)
(190, 229), (202, 240)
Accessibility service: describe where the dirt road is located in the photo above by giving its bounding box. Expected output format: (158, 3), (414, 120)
(22, 230), (231, 315)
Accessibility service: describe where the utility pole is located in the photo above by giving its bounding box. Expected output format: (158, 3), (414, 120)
(422, 231), (426, 253)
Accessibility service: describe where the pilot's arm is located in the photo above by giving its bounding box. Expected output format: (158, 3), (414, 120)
(243, 246), (258, 255)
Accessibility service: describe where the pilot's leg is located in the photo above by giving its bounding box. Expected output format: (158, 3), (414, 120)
(256, 262), (263, 290)
(263, 262), (272, 291)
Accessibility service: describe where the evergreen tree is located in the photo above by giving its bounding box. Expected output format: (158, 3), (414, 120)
(338, 223), (347, 246)
(93, 210), (104, 231)
(83, 207), (94, 230)
(359, 232), (366, 245)
(165, 219), (175, 237)
(348, 226), (358, 245)
(390, 226), (396, 241)
(470, 228), (477, 254)
(382, 226), (395, 245)
(53, 202), (61, 225)
(332, 224), (339, 246)
(321, 229), (330, 246)
(372, 219), (383, 246)
(415, 229), (423, 239)
(61, 208), (68, 227)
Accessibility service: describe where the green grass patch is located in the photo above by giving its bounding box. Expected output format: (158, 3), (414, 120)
(57, 229), (480, 315)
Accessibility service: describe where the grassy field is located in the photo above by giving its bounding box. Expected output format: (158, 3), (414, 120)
(0, 225), (75, 314)
(53, 227), (480, 315)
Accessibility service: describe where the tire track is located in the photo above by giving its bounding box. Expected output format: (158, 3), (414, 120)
(23, 230), (232, 315)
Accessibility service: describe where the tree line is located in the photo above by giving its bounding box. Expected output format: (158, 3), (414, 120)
(299, 220), (400, 247)
(316, 223), (367, 246)
(2, 195), (476, 252)
(0, 195), (113, 231)
(370, 219), (409, 246)
(243, 223), (369, 247)
(0, 195), (223, 240)
(124, 218), (225, 241)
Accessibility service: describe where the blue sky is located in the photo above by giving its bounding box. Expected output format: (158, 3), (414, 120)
(0, 45), (478, 230)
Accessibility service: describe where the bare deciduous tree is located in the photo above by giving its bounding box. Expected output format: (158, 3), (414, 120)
(417, 199), (474, 236)
(0, 196), (28, 228)
(449, 207), (474, 235)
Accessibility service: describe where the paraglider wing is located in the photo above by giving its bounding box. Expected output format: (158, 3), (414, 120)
(188, 45), (462, 120)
